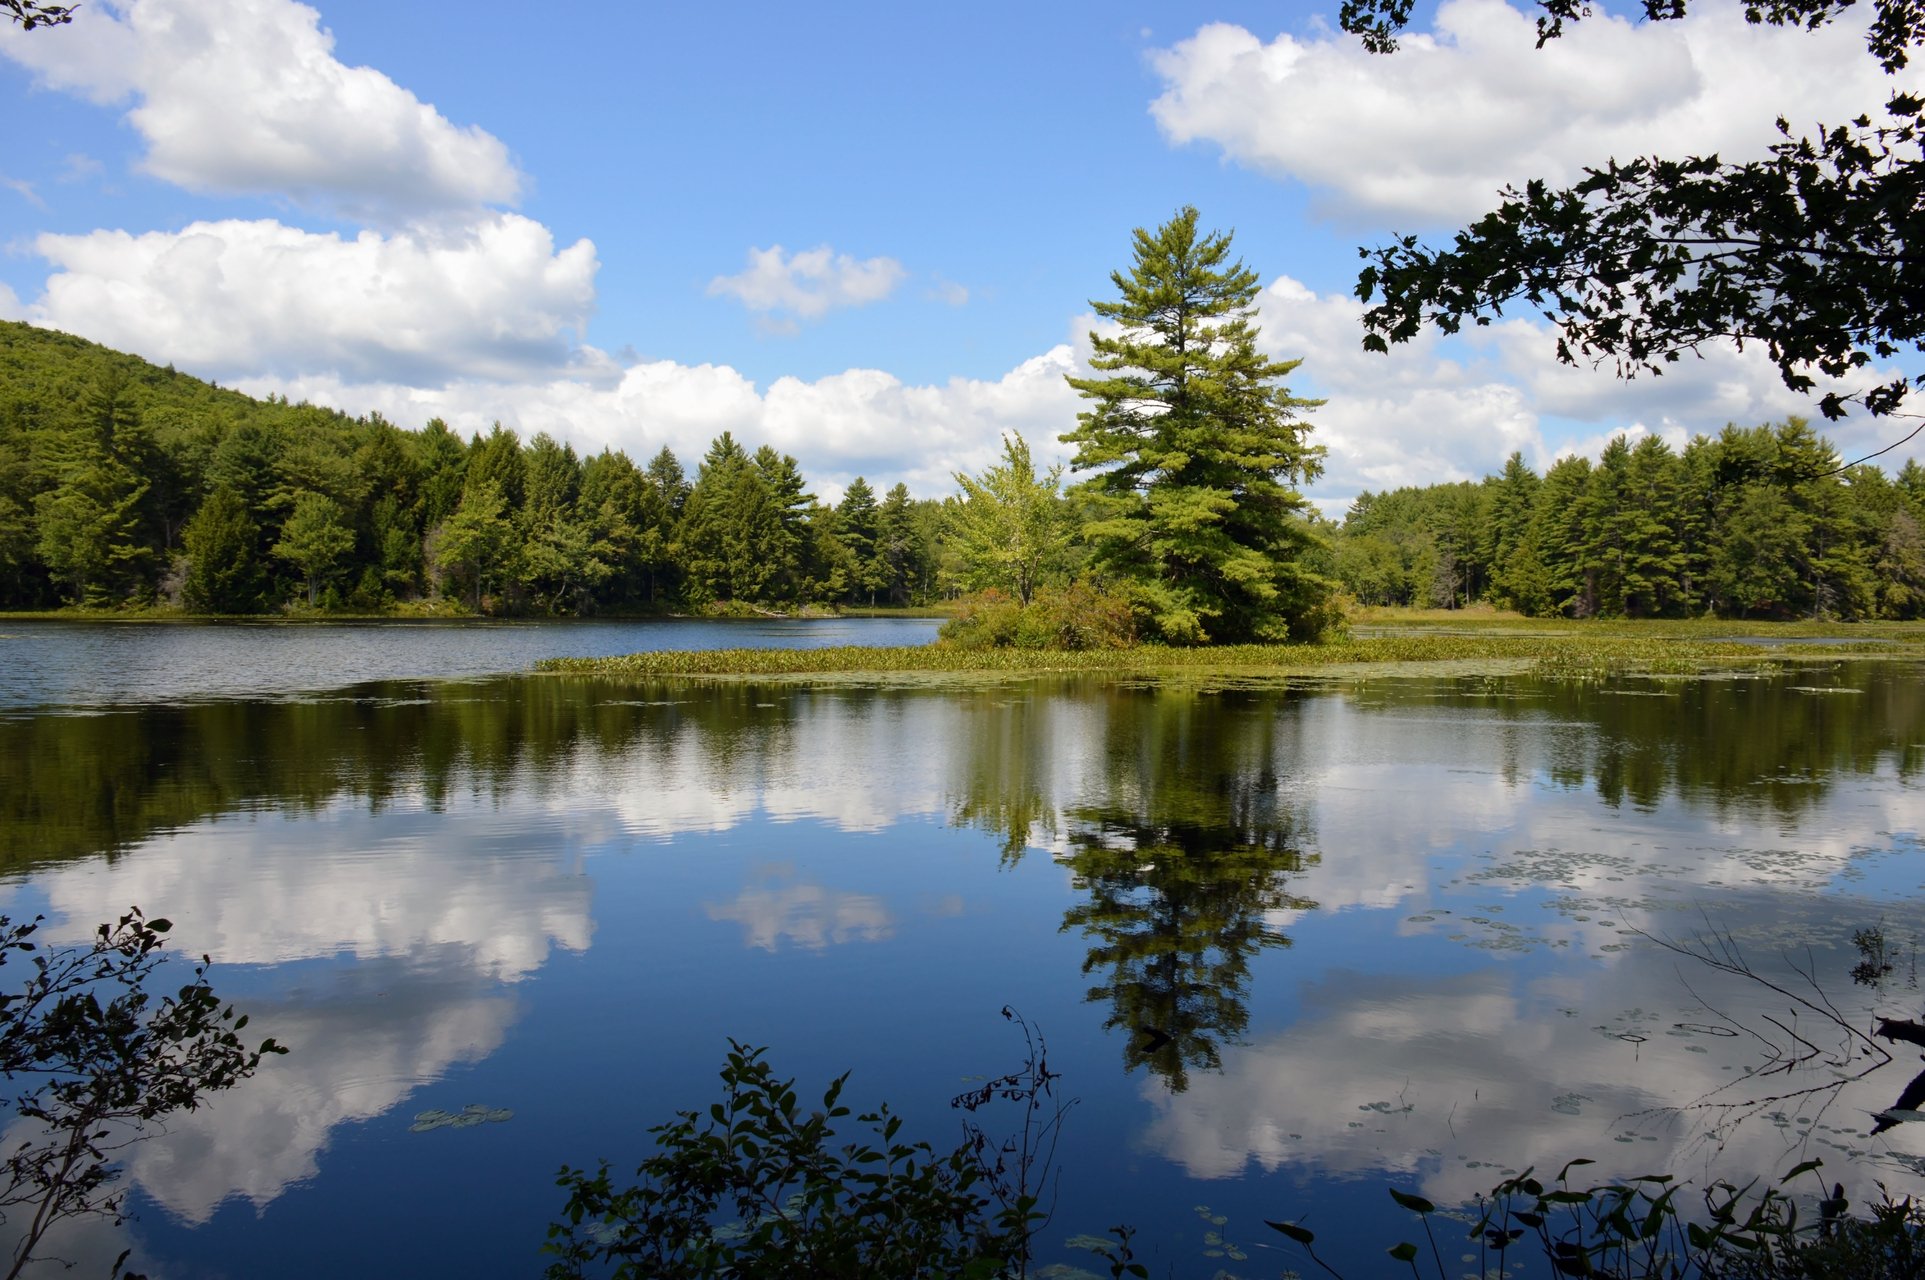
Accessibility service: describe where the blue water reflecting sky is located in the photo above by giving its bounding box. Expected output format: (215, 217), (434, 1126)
(1, 634), (1921, 1278)
(0, 615), (942, 711)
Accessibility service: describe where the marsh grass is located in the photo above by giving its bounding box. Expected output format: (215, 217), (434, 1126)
(1349, 607), (1925, 642)
(536, 622), (1920, 687)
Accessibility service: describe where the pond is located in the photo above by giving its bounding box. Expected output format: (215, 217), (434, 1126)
(0, 615), (945, 710)
(1, 623), (1922, 1278)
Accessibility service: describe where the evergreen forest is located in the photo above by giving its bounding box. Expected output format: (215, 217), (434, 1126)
(0, 321), (944, 614)
(1333, 427), (1925, 619)
(6, 319), (1925, 622)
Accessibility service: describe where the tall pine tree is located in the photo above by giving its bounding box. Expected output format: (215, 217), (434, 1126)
(1064, 207), (1330, 643)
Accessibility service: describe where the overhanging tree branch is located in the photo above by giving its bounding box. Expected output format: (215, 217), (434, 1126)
(2, 3), (76, 31)
(1346, 1), (1925, 429)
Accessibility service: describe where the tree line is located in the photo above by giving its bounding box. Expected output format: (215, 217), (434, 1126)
(0, 322), (947, 614)
(1331, 421), (1925, 619)
(12, 321), (1925, 626)
(2, 203), (1336, 643)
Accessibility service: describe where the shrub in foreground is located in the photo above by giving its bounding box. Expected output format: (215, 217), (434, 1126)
(546, 1011), (1071, 1280)
(1272, 1157), (1924, 1280)
(939, 585), (1138, 651)
(1, 907), (283, 1280)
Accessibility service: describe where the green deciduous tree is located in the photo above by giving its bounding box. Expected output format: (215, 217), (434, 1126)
(1, 907), (283, 1280)
(1064, 207), (1332, 644)
(948, 433), (1070, 607)
(272, 491), (355, 608)
(433, 481), (515, 612)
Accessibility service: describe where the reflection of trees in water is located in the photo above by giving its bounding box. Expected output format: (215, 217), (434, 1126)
(1360, 663), (1924, 818)
(1057, 691), (1319, 1093)
(0, 676), (832, 868)
(8, 659), (1915, 874)
(1063, 815), (1313, 1092)
(947, 686), (1075, 865)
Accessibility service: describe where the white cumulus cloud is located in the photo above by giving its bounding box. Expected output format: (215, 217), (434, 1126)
(0, 0), (522, 220)
(30, 214), (600, 384)
(1150, 0), (1912, 225)
(708, 244), (908, 323)
(236, 341), (1084, 500)
(1246, 274), (1911, 512)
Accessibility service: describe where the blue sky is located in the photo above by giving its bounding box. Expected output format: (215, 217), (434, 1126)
(3, 0), (1919, 508)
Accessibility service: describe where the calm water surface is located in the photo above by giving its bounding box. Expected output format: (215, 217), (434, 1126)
(1, 625), (1922, 1278)
(0, 615), (944, 710)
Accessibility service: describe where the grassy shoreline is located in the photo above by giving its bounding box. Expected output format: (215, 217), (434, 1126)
(537, 620), (1925, 686)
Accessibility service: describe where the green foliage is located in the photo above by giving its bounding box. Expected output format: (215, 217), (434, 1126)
(836, 476), (884, 606)
(0, 321), (961, 616)
(1053, 695), (1318, 1092)
(272, 491), (356, 608)
(0, 906), (284, 1280)
(180, 485), (266, 613)
(938, 585), (1138, 651)
(432, 482), (516, 611)
(873, 482), (925, 606)
(679, 434), (783, 605)
(948, 433), (1072, 606)
(1346, 1), (1925, 423)
(1332, 421), (1925, 620)
(8, 320), (1919, 627)
(32, 381), (154, 606)
(544, 1032), (1045, 1280)
(1065, 206), (1333, 644)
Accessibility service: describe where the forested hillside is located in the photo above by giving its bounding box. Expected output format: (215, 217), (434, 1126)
(1332, 425), (1925, 620)
(0, 321), (944, 613)
(8, 319), (1925, 622)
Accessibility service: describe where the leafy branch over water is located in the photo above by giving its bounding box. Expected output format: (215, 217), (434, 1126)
(1272, 1156), (1925, 1280)
(0, 908), (283, 1280)
(545, 1009), (1070, 1280)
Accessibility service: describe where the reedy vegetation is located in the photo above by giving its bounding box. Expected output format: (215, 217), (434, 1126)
(537, 626), (1915, 680)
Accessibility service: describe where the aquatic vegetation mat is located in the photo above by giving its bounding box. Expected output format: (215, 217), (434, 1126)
(536, 629), (1916, 686)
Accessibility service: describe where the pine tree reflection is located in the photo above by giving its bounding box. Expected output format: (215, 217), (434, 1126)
(1057, 691), (1318, 1092)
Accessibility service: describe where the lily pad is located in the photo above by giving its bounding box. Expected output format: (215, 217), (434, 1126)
(409, 1103), (515, 1133)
